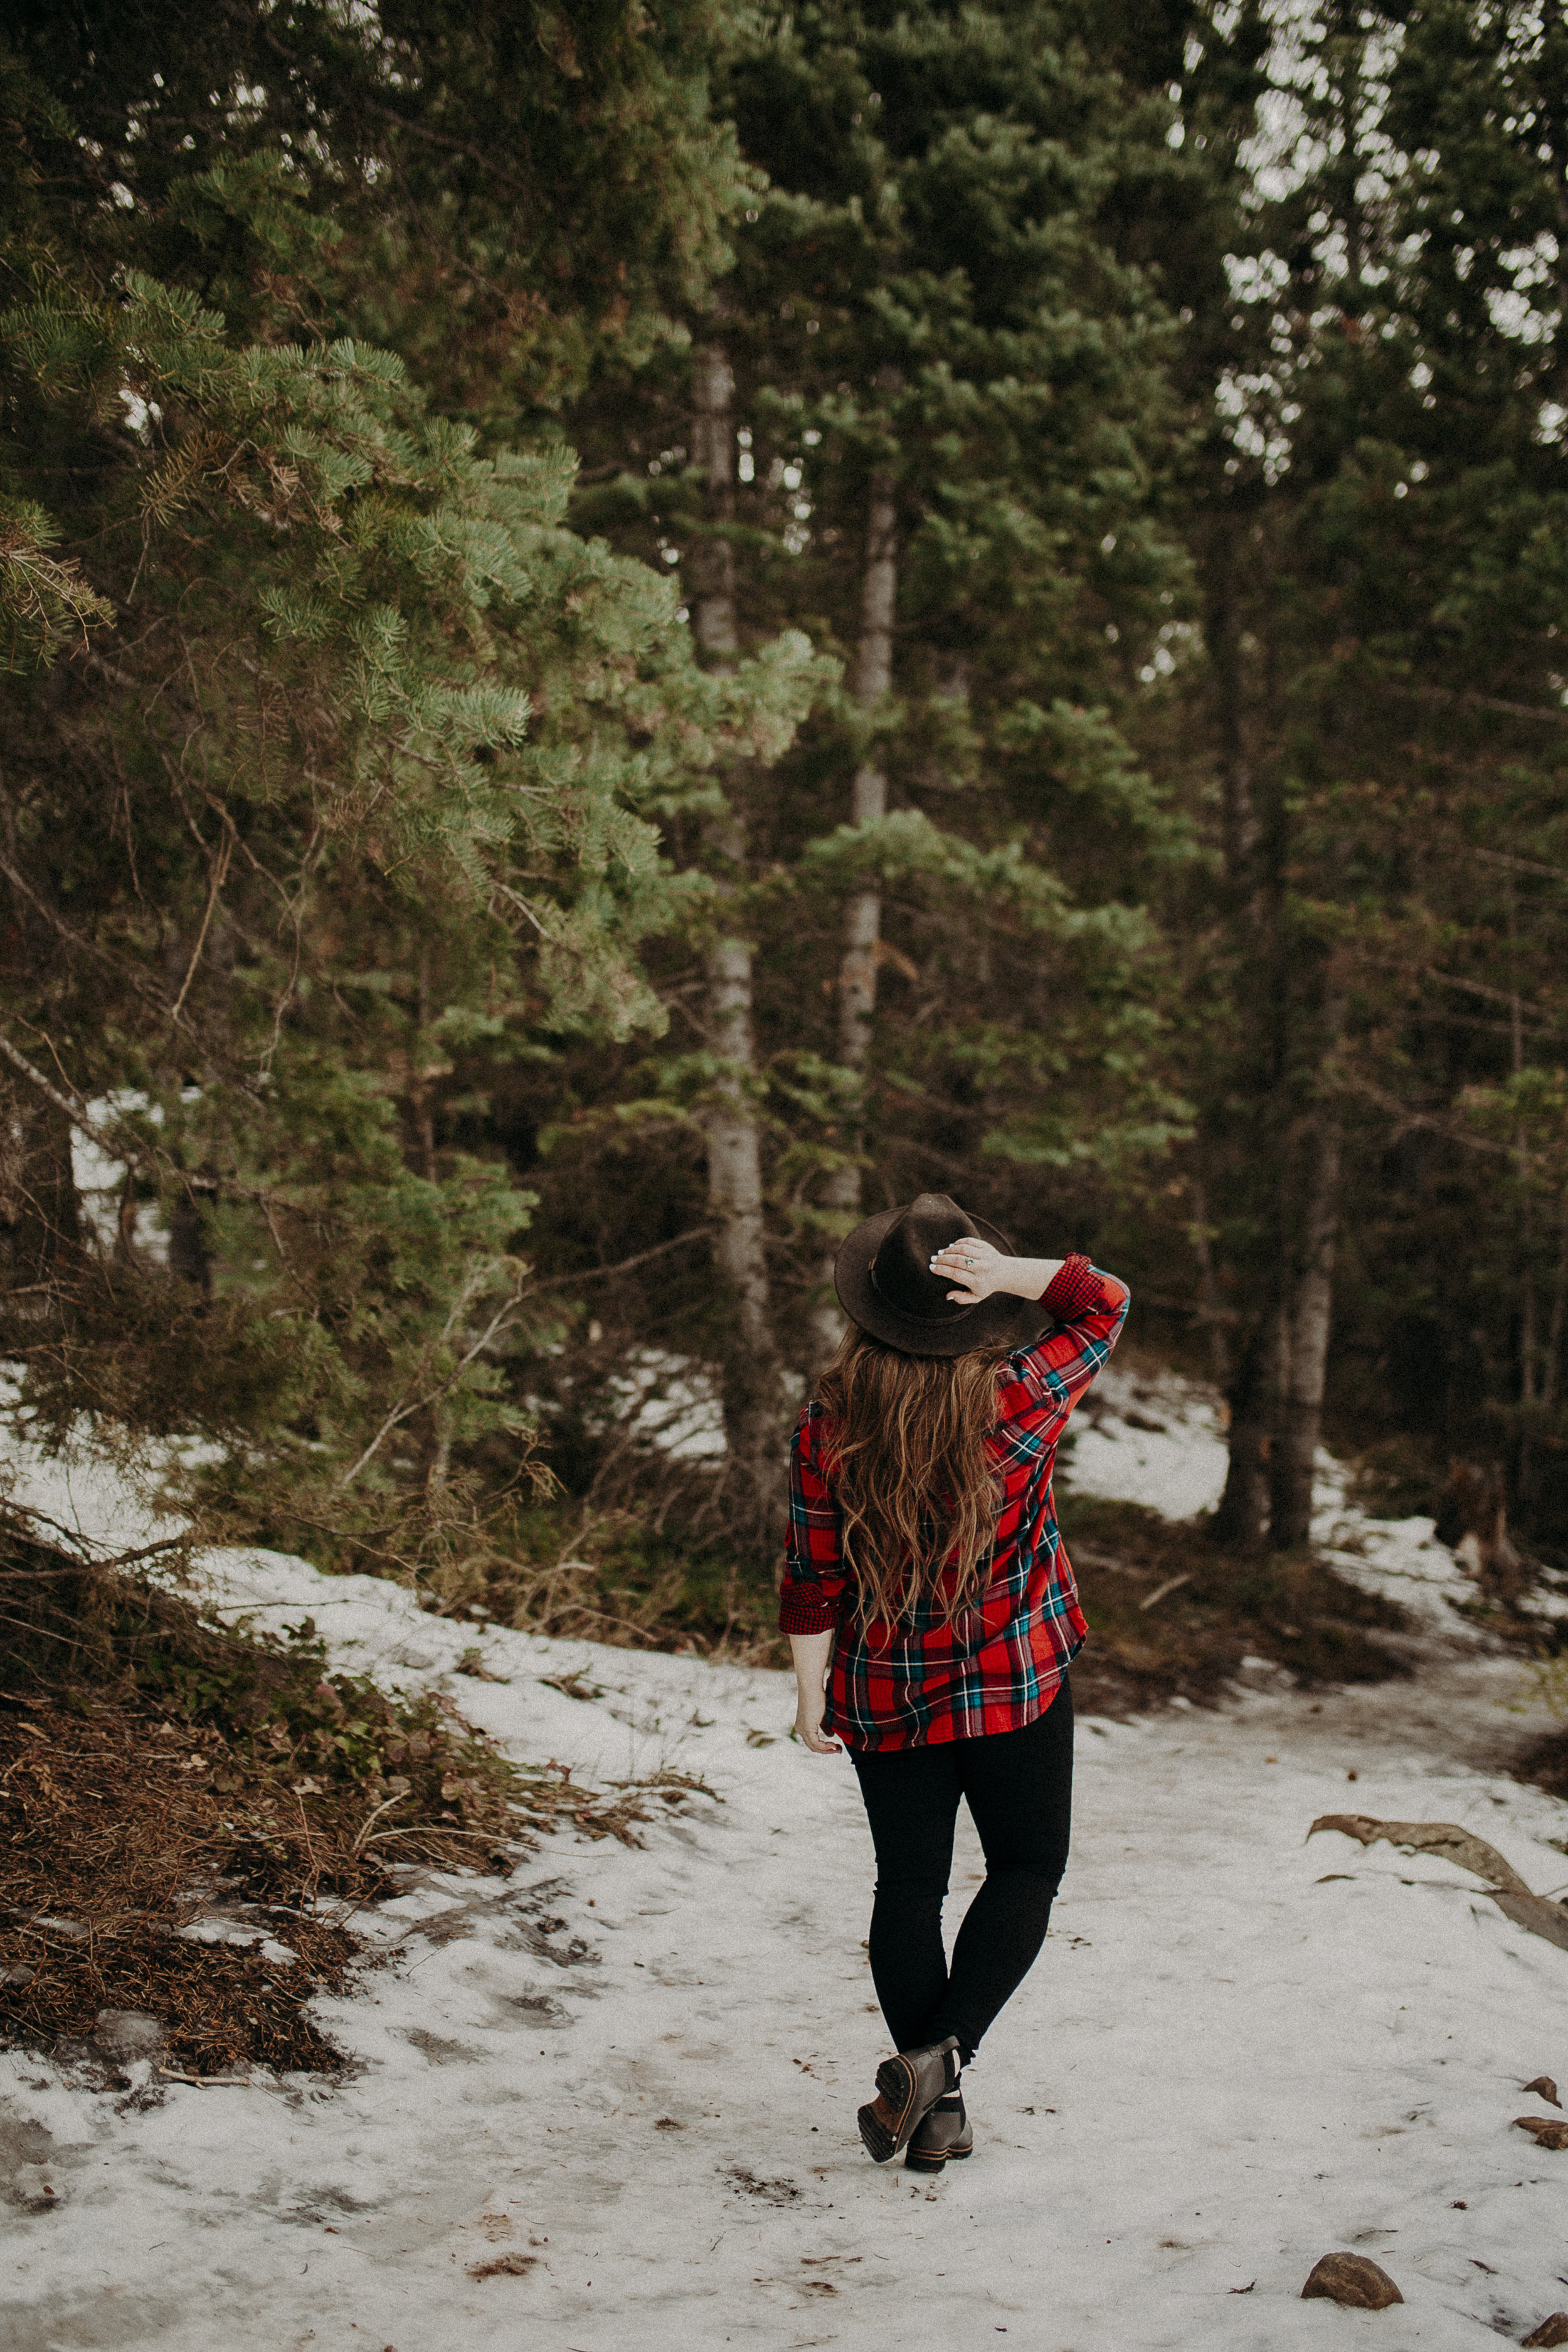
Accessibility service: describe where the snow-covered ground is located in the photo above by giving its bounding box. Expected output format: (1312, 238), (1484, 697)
(8, 1389), (1568, 2350)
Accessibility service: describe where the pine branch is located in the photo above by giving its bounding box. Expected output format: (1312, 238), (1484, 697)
(0, 1030), (156, 1174)
(525, 1227), (718, 1294)
(0, 843), (177, 1024)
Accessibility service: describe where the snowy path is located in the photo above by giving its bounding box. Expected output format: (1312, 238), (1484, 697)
(7, 1539), (1568, 2352)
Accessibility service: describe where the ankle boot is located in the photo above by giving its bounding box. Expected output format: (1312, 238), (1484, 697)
(857, 2035), (960, 2163)
(905, 2091), (973, 2173)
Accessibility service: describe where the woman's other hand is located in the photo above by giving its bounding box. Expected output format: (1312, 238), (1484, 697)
(788, 1628), (841, 1753)
(929, 1234), (1007, 1303)
(794, 1685), (842, 1754)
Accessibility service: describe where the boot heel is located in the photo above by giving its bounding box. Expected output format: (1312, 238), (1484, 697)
(857, 2038), (958, 2163)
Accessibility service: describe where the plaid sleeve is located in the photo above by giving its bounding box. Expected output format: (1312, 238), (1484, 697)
(778, 1405), (849, 1635)
(1001, 1258), (1130, 1432)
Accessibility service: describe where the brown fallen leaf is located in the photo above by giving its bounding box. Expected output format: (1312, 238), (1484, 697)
(1523, 2075), (1562, 2109)
(1513, 2116), (1568, 2151)
(1522, 2316), (1568, 2348)
(469, 2253), (538, 2280)
(1301, 2252), (1403, 2308)
(1308, 1815), (1533, 1896)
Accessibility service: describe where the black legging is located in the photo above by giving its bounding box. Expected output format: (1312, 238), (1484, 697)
(850, 1679), (1073, 2066)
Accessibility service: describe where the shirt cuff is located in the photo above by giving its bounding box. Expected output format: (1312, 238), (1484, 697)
(778, 1583), (841, 1636)
(1041, 1252), (1101, 1321)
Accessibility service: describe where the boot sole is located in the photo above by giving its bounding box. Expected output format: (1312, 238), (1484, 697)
(857, 2055), (928, 2163)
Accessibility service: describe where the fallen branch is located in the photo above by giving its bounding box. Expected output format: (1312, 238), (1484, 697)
(1139, 1572), (1192, 1613)
(0, 1032), (156, 1173)
(1308, 1813), (1568, 1954)
(1308, 1812), (1532, 1894)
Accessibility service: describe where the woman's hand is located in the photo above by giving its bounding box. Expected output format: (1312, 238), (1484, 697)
(929, 1237), (1066, 1306)
(794, 1685), (842, 1754)
(788, 1628), (840, 1754)
(928, 1234), (1008, 1303)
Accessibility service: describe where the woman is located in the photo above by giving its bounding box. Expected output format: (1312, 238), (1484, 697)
(780, 1192), (1128, 2173)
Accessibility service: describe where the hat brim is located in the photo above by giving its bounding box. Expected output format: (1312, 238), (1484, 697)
(834, 1204), (1055, 1359)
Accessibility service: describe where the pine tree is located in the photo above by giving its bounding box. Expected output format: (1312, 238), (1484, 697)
(1155, 1), (1568, 1548)
(0, 24), (818, 1572)
(564, 0), (1196, 1458)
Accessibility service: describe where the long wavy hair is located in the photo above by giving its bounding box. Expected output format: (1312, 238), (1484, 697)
(816, 1323), (1008, 1628)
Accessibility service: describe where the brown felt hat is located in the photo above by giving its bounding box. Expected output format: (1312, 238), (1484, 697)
(834, 1191), (1052, 1359)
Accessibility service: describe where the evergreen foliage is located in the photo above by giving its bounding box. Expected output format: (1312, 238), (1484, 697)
(561, 0), (1197, 1431)
(3, 0), (1568, 1610)
(0, 26), (817, 1575)
(1142, 1), (1568, 1549)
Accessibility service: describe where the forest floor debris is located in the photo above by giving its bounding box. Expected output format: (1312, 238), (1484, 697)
(0, 1510), (677, 2078)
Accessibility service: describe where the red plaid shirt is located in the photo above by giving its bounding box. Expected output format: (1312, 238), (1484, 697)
(778, 1256), (1128, 1751)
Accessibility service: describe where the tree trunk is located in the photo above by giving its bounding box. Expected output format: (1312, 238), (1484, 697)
(812, 472), (898, 1359)
(690, 338), (739, 665)
(1210, 1306), (1279, 1548)
(834, 471), (898, 1084)
(1209, 519), (1259, 894)
(0, 831), (83, 1310)
(1269, 1113), (1342, 1549)
(1187, 1170), (1231, 1386)
(706, 903), (781, 1471)
(167, 1181), (214, 1296)
(1506, 884), (1539, 1496)
(1543, 1190), (1568, 1413)
(689, 334), (783, 1537)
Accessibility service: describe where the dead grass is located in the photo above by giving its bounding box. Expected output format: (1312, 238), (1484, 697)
(433, 1500), (787, 1666)
(1058, 1493), (1411, 1717)
(0, 1508), (666, 2079)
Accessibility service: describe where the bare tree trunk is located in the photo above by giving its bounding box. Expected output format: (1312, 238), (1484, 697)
(1507, 882), (1539, 1496)
(689, 334), (783, 1536)
(1210, 520), (1259, 894)
(167, 1183), (214, 1296)
(835, 472), (898, 1083)
(1544, 1190), (1568, 1413)
(812, 473), (898, 1360)
(1205, 507), (1273, 1530)
(410, 941), (438, 1183)
(1269, 1113), (1342, 1549)
(1187, 1170), (1231, 1386)
(1211, 1305), (1279, 1547)
(0, 828), (83, 1311)
(690, 338), (739, 667)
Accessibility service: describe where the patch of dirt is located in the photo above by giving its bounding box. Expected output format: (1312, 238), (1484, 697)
(1059, 1494), (1411, 1716)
